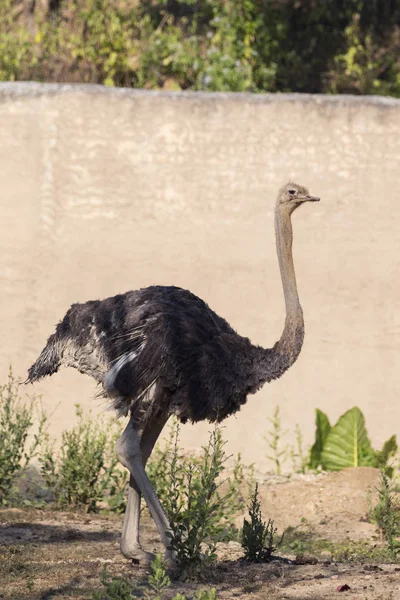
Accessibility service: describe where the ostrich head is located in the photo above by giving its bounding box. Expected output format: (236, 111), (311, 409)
(277, 182), (320, 215)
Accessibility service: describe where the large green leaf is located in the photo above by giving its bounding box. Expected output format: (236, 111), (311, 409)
(321, 407), (374, 471)
(309, 409), (331, 469)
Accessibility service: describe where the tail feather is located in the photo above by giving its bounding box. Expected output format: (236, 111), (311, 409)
(26, 334), (63, 384)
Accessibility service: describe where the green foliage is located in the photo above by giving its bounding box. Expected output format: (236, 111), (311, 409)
(326, 11), (400, 97)
(148, 420), (249, 541)
(92, 566), (134, 600)
(241, 482), (279, 562)
(165, 425), (228, 578)
(309, 409), (331, 470)
(0, 0), (36, 82)
(193, 591), (217, 600)
(2, 1), (400, 96)
(92, 557), (217, 599)
(40, 405), (128, 512)
(144, 554), (171, 600)
(290, 424), (309, 474)
(369, 469), (400, 559)
(264, 406), (288, 475)
(0, 368), (47, 505)
(376, 435), (398, 477)
(321, 407), (372, 470)
(147, 420), (248, 579)
(310, 407), (397, 472)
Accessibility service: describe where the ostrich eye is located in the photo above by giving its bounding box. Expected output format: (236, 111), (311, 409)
(288, 189), (296, 196)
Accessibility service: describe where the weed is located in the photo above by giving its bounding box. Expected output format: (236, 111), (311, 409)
(148, 420), (250, 541)
(92, 556), (217, 599)
(194, 591), (217, 600)
(264, 406), (288, 475)
(40, 405), (128, 512)
(145, 554), (217, 599)
(290, 424), (309, 474)
(148, 421), (247, 578)
(369, 468), (400, 559)
(92, 566), (134, 600)
(165, 425), (224, 578)
(0, 368), (47, 505)
(145, 554), (171, 600)
(241, 483), (279, 562)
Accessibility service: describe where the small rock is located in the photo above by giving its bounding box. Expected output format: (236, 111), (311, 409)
(337, 584), (351, 592)
(331, 575), (339, 580)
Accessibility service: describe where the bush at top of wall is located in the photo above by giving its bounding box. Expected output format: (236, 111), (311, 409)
(1, 1), (400, 96)
(309, 407), (397, 475)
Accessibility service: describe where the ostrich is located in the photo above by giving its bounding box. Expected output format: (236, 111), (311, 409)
(27, 182), (320, 564)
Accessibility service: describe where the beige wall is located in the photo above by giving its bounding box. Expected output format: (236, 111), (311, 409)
(1, 83), (399, 470)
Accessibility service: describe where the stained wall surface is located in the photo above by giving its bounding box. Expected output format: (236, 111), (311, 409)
(1, 83), (399, 469)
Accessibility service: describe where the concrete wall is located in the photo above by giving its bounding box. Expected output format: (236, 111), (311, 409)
(1, 83), (399, 469)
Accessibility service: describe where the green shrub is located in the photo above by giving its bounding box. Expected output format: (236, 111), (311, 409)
(241, 482), (279, 562)
(92, 555), (218, 599)
(40, 404), (128, 512)
(369, 468), (400, 559)
(326, 11), (400, 97)
(2, 0), (400, 96)
(0, 368), (47, 505)
(147, 420), (249, 578)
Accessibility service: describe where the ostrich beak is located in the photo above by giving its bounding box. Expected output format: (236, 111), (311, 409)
(299, 195), (320, 202)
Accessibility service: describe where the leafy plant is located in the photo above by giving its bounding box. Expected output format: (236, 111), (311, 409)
(165, 425), (226, 578)
(92, 566), (135, 600)
(92, 556), (217, 599)
(148, 420), (249, 541)
(241, 482), (279, 562)
(0, 368), (47, 505)
(40, 405), (128, 512)
(147, 420), (248, 578)
(4, 0), (400, 97)
(309, 409), (331, 470)
(310, 407), (397, 472)
(290, 424), (309, 474)
(264, 406), (289, 475)
(369, 469), (400, 559)
(144, 554), (171, 600)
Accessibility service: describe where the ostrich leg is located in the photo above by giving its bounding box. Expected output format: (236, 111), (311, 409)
(120, 414), (168, 562)
(116, 415), (172, 561)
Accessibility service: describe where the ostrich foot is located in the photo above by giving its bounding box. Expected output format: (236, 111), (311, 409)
(121, 544), (155, 565)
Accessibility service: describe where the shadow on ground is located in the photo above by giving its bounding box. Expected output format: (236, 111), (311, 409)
(0, 522), (119, 546)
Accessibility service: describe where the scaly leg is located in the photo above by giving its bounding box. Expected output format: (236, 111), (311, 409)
(117, 415), (171, 562)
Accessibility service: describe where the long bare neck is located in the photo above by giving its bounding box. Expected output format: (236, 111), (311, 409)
(256, 205), (305, 383)
(275, 206), (304, 347)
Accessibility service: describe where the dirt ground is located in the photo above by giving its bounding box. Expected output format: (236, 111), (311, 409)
(1, 468), (399, 600)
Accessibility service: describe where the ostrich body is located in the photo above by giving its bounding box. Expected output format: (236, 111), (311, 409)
(27, 182), (320, 563)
